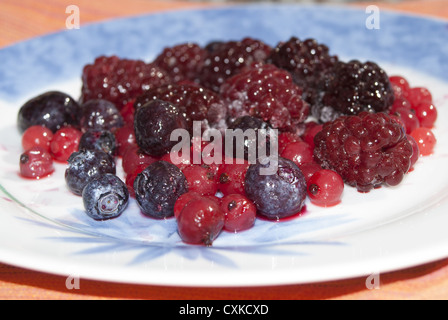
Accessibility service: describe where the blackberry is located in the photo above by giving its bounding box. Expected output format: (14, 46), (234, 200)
(198, 37), (272, 92)
(79, 129), (117, 156)
(80, 55), (172, 109)
(153, 42), (207, 83)
(17, 91), (80, 133)
(65, 149), (116, 196)
(82, 173), (129, 220)
(135, 83), (227, 132)
(267, 37), (338, 103)
(313, 112), (413, 193)
(313, 60), (395, 123)
(220, 62), (309, 131)
(244, 157), (307, 220)
(78, 99), (124, 133)
(133, 160), (189, 219)
(134, 99), (189, 157)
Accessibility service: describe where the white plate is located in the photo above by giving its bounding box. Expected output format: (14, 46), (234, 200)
(1, 4), (448, 287)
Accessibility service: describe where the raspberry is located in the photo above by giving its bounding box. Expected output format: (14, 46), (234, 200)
(199, 38), (272, 92)
(80, 56), (172, 109)
(220, 62), (309, 131)
(314, 112), (413, 192)
(153, 42), (207, 83)
(267, 37), (338, 104)
(135, 83), (227, 132)
(313, 60), (395, 123)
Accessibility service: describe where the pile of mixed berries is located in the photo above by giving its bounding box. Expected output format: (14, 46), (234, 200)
(16, 37), (438, 246)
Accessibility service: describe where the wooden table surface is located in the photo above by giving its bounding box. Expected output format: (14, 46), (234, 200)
(1, 0), (448, 300)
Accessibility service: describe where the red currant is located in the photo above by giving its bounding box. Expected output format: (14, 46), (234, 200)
(301, 122), (322, 150)
(389, 75), (410, 97)
(410, 127), (436, 156)
(217, 160), (250, 196)
(50, 126), (82, 162)
(177, 197), (225, 246)
(122, 145), (158, 175)
(182, 164), (218, 196)
(21, 125), (53, 152)
(19, 146), (54, 179)
(280, 141), (314, 168)
(414, 101), (437, 128)
(307, 169), (344, 207)
(220, 194), (256, 232)
(114, 125), (136, 157)
(406, 87), (432, 107)
(393, 107), (420, 134)
(173, 191), (202, 219)
(299, 162), (322, 183)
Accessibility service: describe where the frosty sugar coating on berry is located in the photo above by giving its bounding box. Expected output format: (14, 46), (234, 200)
(82, 173), (129, 220)
(133, 160), (189, 219)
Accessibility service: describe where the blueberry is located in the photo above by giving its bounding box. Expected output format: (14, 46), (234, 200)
(17, 91), (80, 133)
(133, 160), (188, 219)
(244, 157), (307, 220)
(79, 129), (117, 156)
(82, 173), (129, 220)
(65, 149), (116, 196)
(134, 99), (189, 157)
(79, 99), (124, 133)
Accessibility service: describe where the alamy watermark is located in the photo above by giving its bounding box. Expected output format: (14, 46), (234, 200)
(170, 121), (279, 175)
(66, 5), (80, 30)
(366, 5), (380, 30)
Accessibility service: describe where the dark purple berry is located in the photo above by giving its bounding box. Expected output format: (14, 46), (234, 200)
(17, 91), (80, 133)
(79, 129), (117, 156)
(82, 173), (129, 220)
(134, 99), (189, 157)
(313, 60), (395, 122)
(133, 160), (189, 219)
(244, 157), (307, 220)
(79, 99), (124, 133)
(65, 149), (116, 196)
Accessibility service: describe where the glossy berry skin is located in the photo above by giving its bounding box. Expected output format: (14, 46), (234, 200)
(218, 160), (250, 196)
(133, 160), (188, 219)
(82, 173), (129, 220)
(65, 149), (116, 196)
(21, 125), (53, 152)
(314, 112), (413, 192)
(134, 99), (189, 157)
(182, 165), (218, 197)
(50, 126), (83, 162)
(79, 129), (117, 156)
(244, 157), (307, 220)
(114, 125), (136, 157)
(121, 145), (158, 175)
(280, 141), (314, 168)
(220, 194), (256, 232)
(307, 169), (344, 207)
(410, 127), (436, 156)
(414, 101), (437, 128)
(173, 191), (202, 219)
(78, 99), (124, 133)
(17, 91), (80, 133)
(19, 146), (54, 179)
(176, 197), (225, 246)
